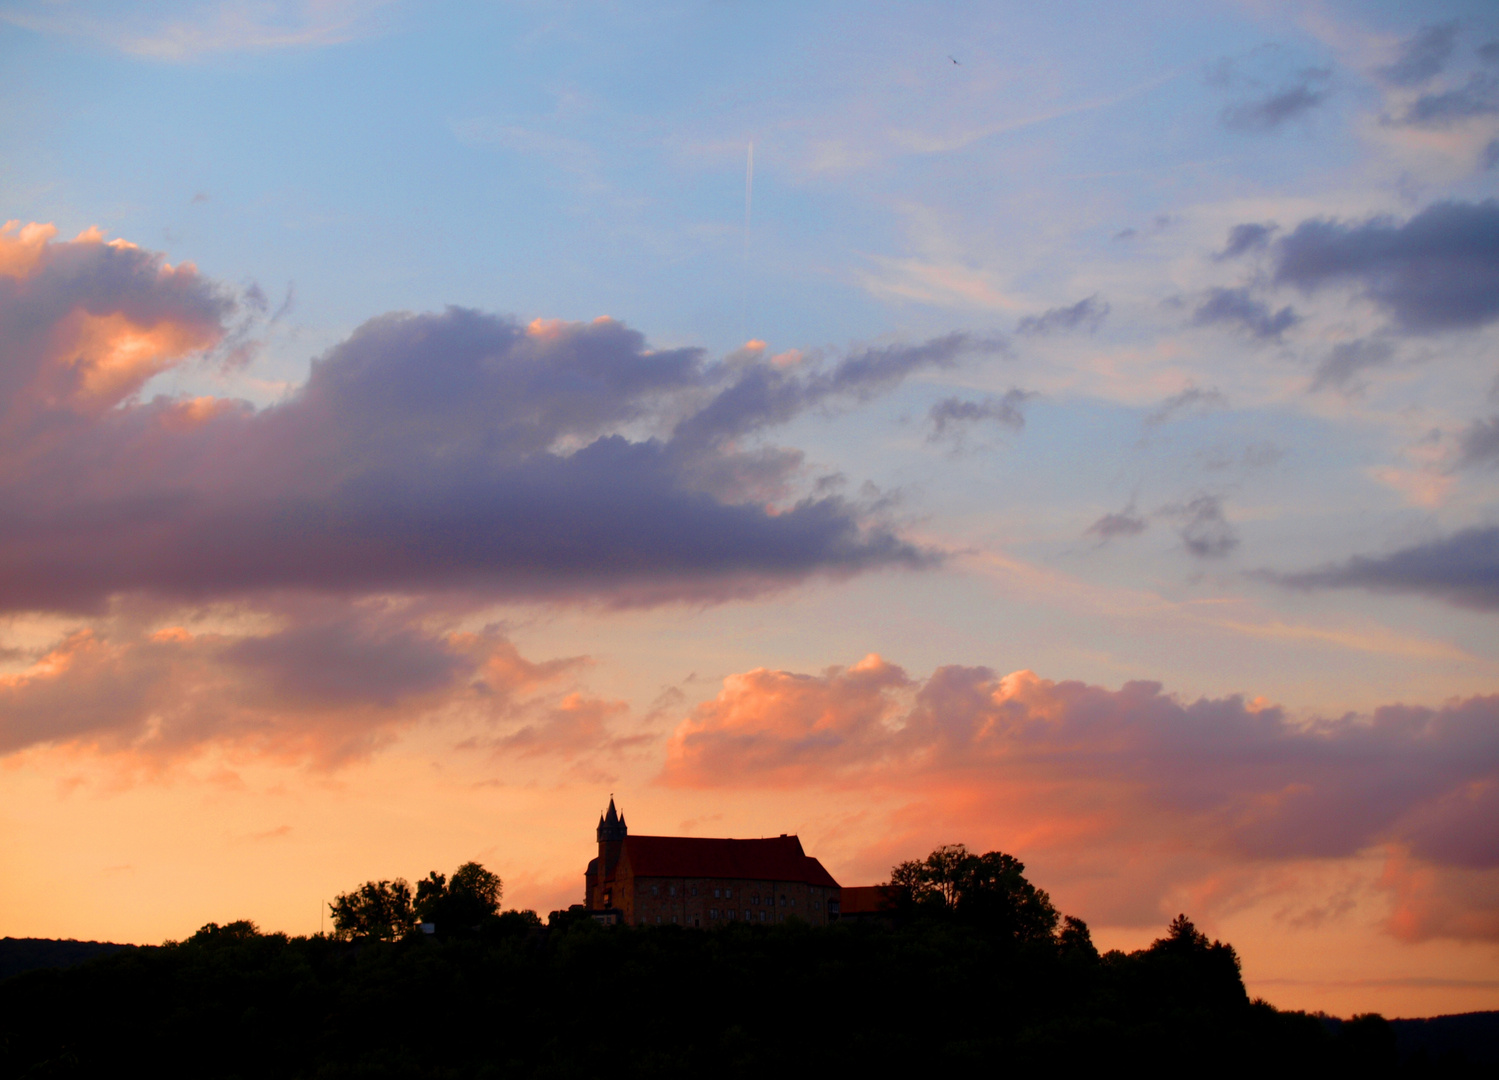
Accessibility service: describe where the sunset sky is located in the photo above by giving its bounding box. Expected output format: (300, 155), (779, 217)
(2, 0), (1498, 1018)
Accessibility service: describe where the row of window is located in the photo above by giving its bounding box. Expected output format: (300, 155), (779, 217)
(645, 883), (803, 907)
(708, 909), (776, 922)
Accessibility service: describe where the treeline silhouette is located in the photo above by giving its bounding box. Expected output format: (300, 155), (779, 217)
(0, 847), (1481, 1077)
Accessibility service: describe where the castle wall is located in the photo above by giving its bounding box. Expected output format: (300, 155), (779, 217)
(617, 873), (837, 928)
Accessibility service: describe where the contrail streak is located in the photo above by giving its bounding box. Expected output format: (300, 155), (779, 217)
(742, 141), (753, 343)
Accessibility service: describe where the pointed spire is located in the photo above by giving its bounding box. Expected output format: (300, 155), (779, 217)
(597, 795), (628, 843)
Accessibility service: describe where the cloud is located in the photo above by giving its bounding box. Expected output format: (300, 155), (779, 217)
(1457, 416), (1499, 470)
(1165, 494), (1239, 558)
(671, 332), (986, 450)
(0, 605), (594, 766)
(1085, 501), (1147, 542)
(0, 0), (395, 61)
(1213, 222), (1277, 261)
(1272, 200), (1499, 334)
(926, 389), (1033, 441)
(1190, 287), (1298, 341)
(1268, 526), (1499, 612)
(1113, 214), (1173, 242)
(0, 226), (990, 614)
(1377, 22), (1460, 87)
(1221, 74), (1331, 131)
(662, 655), (1499, 938)
(1015, 295), (1109, 336)
(1144, 385), (1228, 428)
(1390, 74), (1499, 128)
(1310, 338), (1396, 392)
(0, 220), (233, 417)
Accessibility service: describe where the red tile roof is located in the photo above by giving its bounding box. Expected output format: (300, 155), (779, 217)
(838, 885), (897, 914)
(617, 835), (840, 888)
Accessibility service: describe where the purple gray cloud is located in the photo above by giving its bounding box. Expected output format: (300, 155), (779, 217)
(1015, 295), (1109, 336)
(927, 388), (1033, 441)
(0, 229), (1005, 614)
(1272, 200), (1499, 334)
(1268, 526), (1499, 612)
(1378, 23), (1460, 87)
(1191, 287), (1299, 341)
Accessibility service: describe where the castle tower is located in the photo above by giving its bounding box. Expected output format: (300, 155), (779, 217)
(595, 796), (627, 901)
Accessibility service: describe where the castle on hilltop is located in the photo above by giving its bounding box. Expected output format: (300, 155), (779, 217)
(584, 798), (842, 927)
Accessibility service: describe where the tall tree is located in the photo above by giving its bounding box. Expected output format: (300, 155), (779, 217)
(414, 862), (503, 932)
(329, 879), (416, 941)
(887, 843), (1064, 943)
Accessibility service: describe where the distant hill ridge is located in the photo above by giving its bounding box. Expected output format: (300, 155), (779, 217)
(0, 937), (142, 980)
(2, 934), (1494, 1069)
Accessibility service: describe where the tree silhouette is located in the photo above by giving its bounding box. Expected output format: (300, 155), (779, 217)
(414, 862), (503, 933)
(329, 878), (416, 941)
(886, 843), (1073, 945)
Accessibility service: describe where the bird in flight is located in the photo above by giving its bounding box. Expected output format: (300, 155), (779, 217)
(948, 55), (960, 64)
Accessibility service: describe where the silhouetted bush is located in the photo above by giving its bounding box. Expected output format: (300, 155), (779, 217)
(0, 911), (1435, 1078)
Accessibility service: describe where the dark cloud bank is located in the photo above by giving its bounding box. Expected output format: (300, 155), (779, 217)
(1269, 199), (1499, 334)
(0, 232), (1000, 614)
(1268, 526), (1499, 613)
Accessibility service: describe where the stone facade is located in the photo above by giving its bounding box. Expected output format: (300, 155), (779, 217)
(584, 799), (841, 927)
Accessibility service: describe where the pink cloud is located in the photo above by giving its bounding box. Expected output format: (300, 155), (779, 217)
(663, 656), (1499, 940)
(0, 603), (605, 768)
(0, 228), (986, 615)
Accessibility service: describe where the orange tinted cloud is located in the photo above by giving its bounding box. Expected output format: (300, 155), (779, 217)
(0, 221), (231, 429)
(0, 605), (615, 769)
(663, 656), (1499, 941)
(0, 221), (57, 277)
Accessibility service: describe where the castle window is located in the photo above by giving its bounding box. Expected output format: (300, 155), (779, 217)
(779, 895), (786, 906)
(650, 885), (658, 896)
(725, 888), (733, 899)
(691, 886), (698, 896)
(743, 910), (750, 921)
(710, 908), (718, 919)
(713, 888), (721, 898)
(751, 894), (759, 905)
(728, 909), (736, 920)
(669, 885), (676, 897)
(759, 911), (766, 922)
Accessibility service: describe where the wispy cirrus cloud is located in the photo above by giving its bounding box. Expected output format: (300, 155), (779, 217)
(1221, 73), (1332, 132)
(1015, 295), (1109, 336)
(0, 0), (397, 61)
(1144, 384), (1227, 428)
